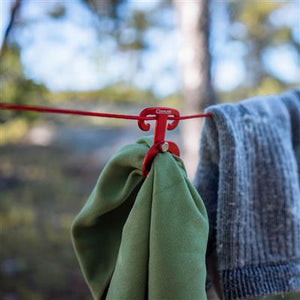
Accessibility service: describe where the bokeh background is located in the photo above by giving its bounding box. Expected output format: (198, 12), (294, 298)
(0, 0), (299, 299)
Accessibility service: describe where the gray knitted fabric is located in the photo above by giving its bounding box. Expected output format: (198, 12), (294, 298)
(194, 89), (300, 299)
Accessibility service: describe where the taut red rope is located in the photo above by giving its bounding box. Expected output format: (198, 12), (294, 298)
(0, 103), (212, 120)
(0, 102), (213, 179)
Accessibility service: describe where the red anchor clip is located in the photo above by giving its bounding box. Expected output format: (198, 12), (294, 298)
(138, 107), (180, 179)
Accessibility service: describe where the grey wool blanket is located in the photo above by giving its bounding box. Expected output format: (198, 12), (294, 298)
(194, 89), (300, 299)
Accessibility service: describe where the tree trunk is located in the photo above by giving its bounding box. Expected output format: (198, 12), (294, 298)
(174, 0), (216, 178)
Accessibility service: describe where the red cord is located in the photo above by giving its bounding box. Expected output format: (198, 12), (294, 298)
(0, 103), (212, 120)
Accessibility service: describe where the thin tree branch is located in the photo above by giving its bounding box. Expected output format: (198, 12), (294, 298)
(0, 0), (22, 57)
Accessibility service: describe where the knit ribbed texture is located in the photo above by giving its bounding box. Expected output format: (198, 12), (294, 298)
(194, 89), (300, 299)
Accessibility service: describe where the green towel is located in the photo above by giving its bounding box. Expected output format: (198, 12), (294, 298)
(71, 137), (209, 300)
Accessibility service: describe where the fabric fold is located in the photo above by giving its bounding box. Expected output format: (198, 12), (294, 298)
(72, 136), (209, 300)
(194, 89), (300, 299)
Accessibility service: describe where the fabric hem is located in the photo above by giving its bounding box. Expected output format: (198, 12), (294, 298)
(221, 260), (300, 300)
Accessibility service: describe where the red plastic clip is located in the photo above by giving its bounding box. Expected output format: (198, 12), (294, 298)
(138, 107), (180, 179)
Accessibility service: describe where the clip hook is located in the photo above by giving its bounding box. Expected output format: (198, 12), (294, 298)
(138, 107), (180, 179)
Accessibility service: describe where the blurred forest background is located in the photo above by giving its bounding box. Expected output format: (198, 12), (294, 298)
(0, 0), (299, 299)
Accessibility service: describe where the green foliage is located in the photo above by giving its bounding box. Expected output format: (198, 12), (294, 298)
(0, 46), (50, 143)
(0, 117), (29, 145)
(48, 4), (66, 19)
(0, 46), (158, 145)
(226, 0), (299, 100)
(160, 93), (182, 110)
(52, 83), (157, 105)
(81, 0), (149, 51)
(0, 45), (48, 124)
(117, 10), (150, 51)
(0, 46), (48, 106)
(231, 0), (282, 40)
(218, 76), (298, 104)
(82, 0), (123, 19)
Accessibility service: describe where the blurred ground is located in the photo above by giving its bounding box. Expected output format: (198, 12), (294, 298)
(1, 138), (97, 299)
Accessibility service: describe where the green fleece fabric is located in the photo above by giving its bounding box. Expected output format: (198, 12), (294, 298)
(71, 137), (209, 300)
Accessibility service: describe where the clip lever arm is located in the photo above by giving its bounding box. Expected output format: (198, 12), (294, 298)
(138, 107), (180, 179)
